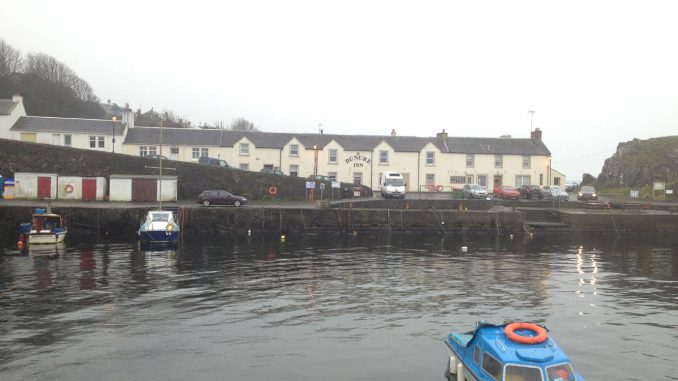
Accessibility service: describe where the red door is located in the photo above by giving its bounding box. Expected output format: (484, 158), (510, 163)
(37, 176), (51, 199)
(82, 178), (96, 201)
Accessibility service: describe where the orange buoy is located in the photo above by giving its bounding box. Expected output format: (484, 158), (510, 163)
(504, 322), (548, 344)
(268, 186), (278, 196)
(64, 184), (74, 193)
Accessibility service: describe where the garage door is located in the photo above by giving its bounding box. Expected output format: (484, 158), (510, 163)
(132, 178), (157, 202)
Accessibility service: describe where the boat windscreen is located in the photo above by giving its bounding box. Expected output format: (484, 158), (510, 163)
(152, 213), (170, 222)
(546, 363), (574, 381)
(505, 364), (544, 381)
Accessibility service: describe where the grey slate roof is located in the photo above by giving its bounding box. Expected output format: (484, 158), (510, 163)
(11, 116), (126, 135)
(0, 100), (18, 115)
(124, 127), (223, 146)
(446, 137), (551, 156)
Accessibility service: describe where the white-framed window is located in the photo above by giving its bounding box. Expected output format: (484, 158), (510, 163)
(494, 154), (503, 168)
(140, 146), (148, 157)
(98, 136), (105, 148)
(64, 134), (72, 147)
(289, 164), (299, 177)
(522, 155), (531, 169)
(200, 148), (209, 157)
(90, 136), (105, 148)
(353, 172), (362, 185)
(425, 174), (435, 185)
(192, 148), (200, 159)
(426, 151), (435, 166)
(516, 175), (531, 187)
(240, 143), (249, 156)
(289, 144), (299, 157)
(466, 154), (474, 168)
(328, 172), (337, 180)
(149, 146), (157, 156)
(239, 163), (249, 171)
(478, 175), (488, 187)
(89, 136), (96, 148)
(170, 147), (179, 155)
(379, 150), (388, 165)
(328, 149), (337, 163)
(466, 175), (474, 184)
(450, 176), (465, 184)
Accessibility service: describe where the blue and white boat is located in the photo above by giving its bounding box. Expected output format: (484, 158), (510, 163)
(444, 321), (585, 381)
(138, 210), (180, 246)
(20, 208), (67, 245)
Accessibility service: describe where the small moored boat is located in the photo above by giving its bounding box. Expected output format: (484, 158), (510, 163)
(444, 321), (585, 381)
(20, 208), (67, 245)
(138, 210), (180, 246)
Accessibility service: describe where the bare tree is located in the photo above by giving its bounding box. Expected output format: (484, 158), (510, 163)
(229, 117), (259, 131)
(0, 39), (23, 77)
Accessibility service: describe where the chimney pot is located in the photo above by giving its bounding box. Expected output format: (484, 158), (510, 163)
(391, 129), (396, 136)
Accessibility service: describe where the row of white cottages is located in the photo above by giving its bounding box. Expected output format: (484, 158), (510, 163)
(0, 95), (567, 191)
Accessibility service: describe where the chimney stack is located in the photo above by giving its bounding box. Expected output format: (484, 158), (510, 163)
(436, 129), (448, 140)
(531, 128), (542, 142)
(391, 129), (396, 136)
(12, 94), (22, 103)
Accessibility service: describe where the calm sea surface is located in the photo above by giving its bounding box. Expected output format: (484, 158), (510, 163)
(0, 233), (676, 381)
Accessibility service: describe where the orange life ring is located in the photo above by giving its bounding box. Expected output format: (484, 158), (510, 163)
(268, 186), (278, 196)
(504, 322), (548, 344)
(436, 185), (443, 192)
(64, 184), (74, 193)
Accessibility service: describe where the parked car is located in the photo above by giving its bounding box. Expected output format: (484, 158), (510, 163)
(197, 190), (247, 207)
(543, 185), (569, 201)
(198, 156), (230, 168)
(463, 184), (487, 199)
(518, 185), (546, 200)
(307, 174), (333, 182)
(577, 186), (598, 201)
(260, 168), (285, 176)
(493, 185), (521, 199)
(146, 154), (169, 160)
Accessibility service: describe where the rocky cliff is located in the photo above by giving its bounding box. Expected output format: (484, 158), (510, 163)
(597, 136), (678, 187)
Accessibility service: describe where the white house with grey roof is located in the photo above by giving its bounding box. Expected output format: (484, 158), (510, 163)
(1, 95), (562, 191)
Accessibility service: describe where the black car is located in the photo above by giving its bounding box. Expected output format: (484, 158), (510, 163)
(577, 186), (598, 201)
(197, 190), (247, 207)
(146, 154), (169, 160)
(198, 156), (230, 168)
(260, 168), (285, 176)
(518, 185), (545, 200)
(307, 174), (333, 182)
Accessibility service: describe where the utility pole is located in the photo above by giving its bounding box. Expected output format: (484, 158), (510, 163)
(528, 110), (536, 134)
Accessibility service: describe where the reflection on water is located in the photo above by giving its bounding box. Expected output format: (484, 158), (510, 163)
(0, 233), (676, 381)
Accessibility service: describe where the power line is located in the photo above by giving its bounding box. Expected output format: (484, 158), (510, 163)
(553, 147), (617, 164)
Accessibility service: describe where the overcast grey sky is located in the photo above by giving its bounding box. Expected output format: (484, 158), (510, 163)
(1, 0), (677, 181)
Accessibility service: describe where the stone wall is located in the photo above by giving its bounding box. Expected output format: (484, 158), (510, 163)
(0, 138), (371, 201)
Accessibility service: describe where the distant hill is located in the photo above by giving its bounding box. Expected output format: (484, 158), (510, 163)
(597, 136), (678, 187)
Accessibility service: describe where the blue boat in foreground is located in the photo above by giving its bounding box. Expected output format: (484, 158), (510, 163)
(138, 210), (180, 246)
(444, 321), (585, 381)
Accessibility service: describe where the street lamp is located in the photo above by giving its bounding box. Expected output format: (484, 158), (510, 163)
(111, 116), (117, 154)
(313, 144), (318, 176)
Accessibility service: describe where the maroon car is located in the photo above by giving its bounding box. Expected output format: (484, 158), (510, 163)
(197, 190), (247, 207)
(494, 186), (521, 199)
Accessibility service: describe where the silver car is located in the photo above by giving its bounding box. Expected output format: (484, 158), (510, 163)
(543, 185), (569, 201)
(463, 184), (487, 199)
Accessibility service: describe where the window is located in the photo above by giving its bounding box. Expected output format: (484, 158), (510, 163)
(89, 136), (96, 148)
(192, 148), (200, 159)
(170, 147), (179, 155)
(289, 164), (299, 177)
(506, 365), (543, 381)
(450, 176), (465, 184)
(96, 136), (105, 148)
(289, 144), (299, 156)
(379, 150), (388, 165)
(546, 363), (575, 381)
(522, 155), (531, 169)
(494, 154), (503, 168)
(140, 146), (148, 157)
(64, 134), (72, 147)
(425, 174), (435, 185)
(426, 151), (435, 165)
(473, 346), (480, 365)
(540, 173), (544, 186)
(200, 148), (208, 157)
(328, 172), (337, 180)
(466, 154), (474, 168)
(554, 177), (561, 186)
(482, 352), (502, 381)
(149, 146), (157, 156)
(466, 175), (474, 184)
(478, 175), (487, 187)
(353, 172), (362, 185)
(516, 175), (531, 187)
(328, 149), (337, 163)
(239, 163), (249, 171)
(240, 143), (249, 156)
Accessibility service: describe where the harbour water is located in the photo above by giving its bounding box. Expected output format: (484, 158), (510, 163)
(0, 232), (676, 380)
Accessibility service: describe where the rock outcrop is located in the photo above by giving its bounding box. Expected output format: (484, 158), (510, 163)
(597, 136), (678, 187)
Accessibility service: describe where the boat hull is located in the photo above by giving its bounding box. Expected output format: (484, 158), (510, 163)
(139, 229), (179, 245)
(27, 230), (67, 244)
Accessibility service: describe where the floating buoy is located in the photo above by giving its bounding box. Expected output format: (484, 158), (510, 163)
(17, 240), (24, 250)
(268, 186), (278, 196)
(461, 246), (468, 252)
(280, 234), (286, 243)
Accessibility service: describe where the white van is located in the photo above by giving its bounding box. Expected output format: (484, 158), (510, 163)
(380, 171), (406, 199)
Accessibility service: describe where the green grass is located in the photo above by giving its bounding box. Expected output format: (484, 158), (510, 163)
(597, 185), (675, 201)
